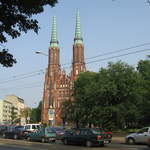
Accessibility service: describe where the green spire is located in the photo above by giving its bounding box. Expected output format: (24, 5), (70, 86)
(74, 11), (83, 44)
(50, 16), (59, 47)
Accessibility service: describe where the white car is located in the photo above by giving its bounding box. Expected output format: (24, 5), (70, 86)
(125, 127), (150, 144)
(24, 124), (41, 132)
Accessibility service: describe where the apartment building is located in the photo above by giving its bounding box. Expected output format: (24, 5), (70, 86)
(0, 95), (26, 125)
(0, 99), (12, 124)
(4, 95), (26, 117)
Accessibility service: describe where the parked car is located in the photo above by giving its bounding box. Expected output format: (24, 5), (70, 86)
(62, 128), (112, 147)
(2, 125), (26, 139)
(125, 127), (150, 144)
(24, 124), (41, 132)
(49, 127), (65, 140)
(26, 127), (56, 143)
(0, 125), (8, 135)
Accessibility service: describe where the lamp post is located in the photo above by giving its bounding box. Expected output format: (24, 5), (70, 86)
(35, 50), (55, 125)
(35, 51), (48, 56)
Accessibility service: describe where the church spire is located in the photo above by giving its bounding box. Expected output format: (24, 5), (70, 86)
(50, 16), (59, 47)
(74, 11), (83, 44)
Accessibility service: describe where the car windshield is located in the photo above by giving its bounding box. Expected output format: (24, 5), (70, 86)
(15, 126), (24, 131)
(137, 128), (149, 133)
(51, 127), (63, 132)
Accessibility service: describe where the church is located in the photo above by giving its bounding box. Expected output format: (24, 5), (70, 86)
(41, 12), (86, 125)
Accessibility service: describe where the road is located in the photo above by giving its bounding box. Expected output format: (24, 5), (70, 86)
(0, 137), (149, 150)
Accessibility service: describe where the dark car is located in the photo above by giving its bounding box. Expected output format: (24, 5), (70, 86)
(49, 127), (65, 140)
(3, 125), (26, 139)
(0, 125), (8, 135)
(62, 128), (112, 147)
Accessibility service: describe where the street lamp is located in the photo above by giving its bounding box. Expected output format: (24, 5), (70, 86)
(35, 51), (48, 56)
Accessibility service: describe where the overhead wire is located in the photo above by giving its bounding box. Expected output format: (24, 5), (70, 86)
(1, 42), (150, 86)
(86, 48), (150, 64)
(86, 42), (150, 60)
(0, 81), (44, 91)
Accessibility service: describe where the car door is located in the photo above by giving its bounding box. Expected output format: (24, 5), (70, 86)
(72, 129), (82, 144)
(69, 130), (80, 144)
(135, 127), (149, 143)
(78, 130), (87, 144)
(34, 129), (42, 141)
(31, 130), (39, 141)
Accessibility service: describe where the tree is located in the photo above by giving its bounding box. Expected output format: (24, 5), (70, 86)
(30, 101), (42, 123)
(72, 61), (143, 129)
(0, 0), (57, 67)
(61, 100), (82, 128)
(74, 71), (99, 128)
(20, 107), (31, 123)
(0, 49), (17, 67)
(137, 59), (150, 126)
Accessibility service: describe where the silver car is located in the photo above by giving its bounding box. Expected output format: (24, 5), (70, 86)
(125, 127), (150, 144)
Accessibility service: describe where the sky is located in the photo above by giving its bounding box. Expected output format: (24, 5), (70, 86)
(1, 0), (150, 107)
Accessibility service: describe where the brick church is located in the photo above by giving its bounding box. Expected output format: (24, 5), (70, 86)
(41, 12), (86, 125)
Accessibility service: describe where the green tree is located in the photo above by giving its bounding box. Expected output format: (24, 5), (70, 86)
(0, 0), (57, 67)
(137, 59), (150, 126)
(73, 61), (143, 129)
(74, 71), (98, 128)
(20, 107), (31, 123)
(61, 100), (81, 128)
(30, 101), (42, 123)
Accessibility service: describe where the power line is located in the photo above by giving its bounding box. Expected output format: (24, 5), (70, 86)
(86, 42), (150, 60)
(0, 72), (44, 84)
(1, 84), (43, 92)
(1, 42), (150, 84)
(86, 48), (150, 64)
(61, 42), (150, 65)
(1, 47), (149, 86)
(0, 81), (43, 91)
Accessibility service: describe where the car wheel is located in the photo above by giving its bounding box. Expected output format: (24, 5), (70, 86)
(14, 134), (18, 140)
(100, 143), (104, 147)
(127, 138), (135, 145)
(63, 139), (68, 145)
(41, 137), (45, 143)
(86, 140), (92, 147)
(52, 140), (56, 143)
(27, 137), (31, 141)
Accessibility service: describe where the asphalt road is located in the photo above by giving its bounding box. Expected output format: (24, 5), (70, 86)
(0, 137), (149, 150)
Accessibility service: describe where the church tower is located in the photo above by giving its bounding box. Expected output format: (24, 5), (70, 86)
(72, 12), (86, 80)
(42, 16), (60, 124)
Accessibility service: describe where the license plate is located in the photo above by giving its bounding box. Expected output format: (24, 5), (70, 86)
(104, 141), (109, 144)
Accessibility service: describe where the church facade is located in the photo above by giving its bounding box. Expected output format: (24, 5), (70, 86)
(41, 12), (86, 125)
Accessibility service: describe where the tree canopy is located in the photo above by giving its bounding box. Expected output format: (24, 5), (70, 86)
(0, 0), (57, 67)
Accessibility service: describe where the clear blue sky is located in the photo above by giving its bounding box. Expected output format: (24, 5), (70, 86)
(1, 0), (150, 107)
